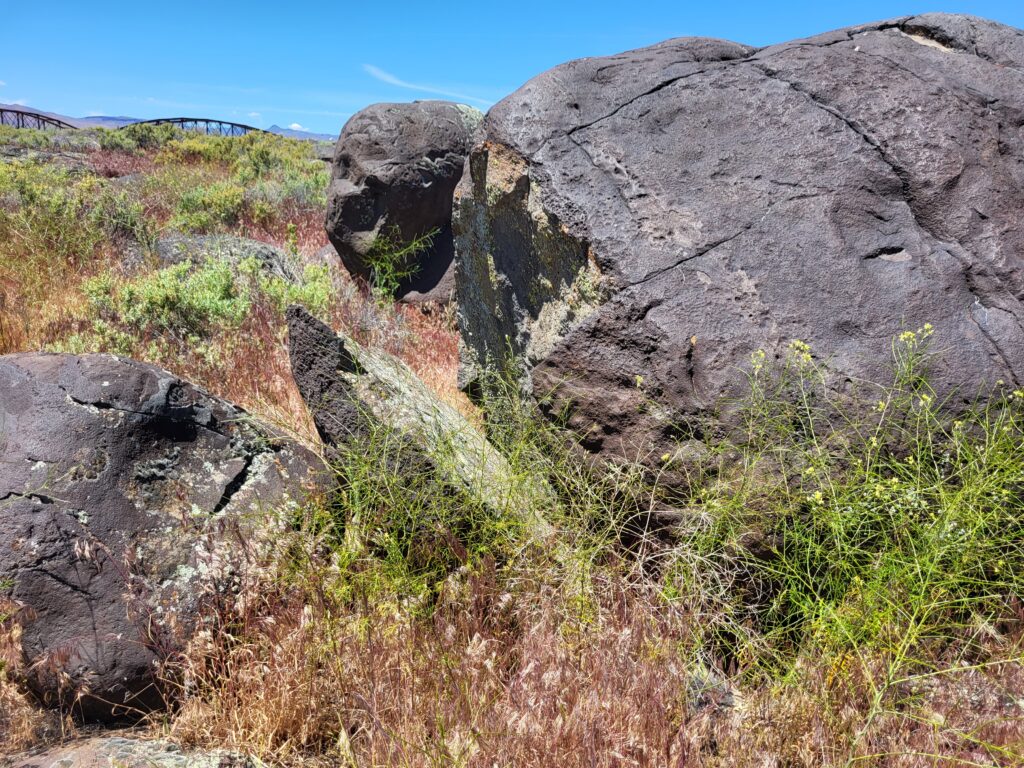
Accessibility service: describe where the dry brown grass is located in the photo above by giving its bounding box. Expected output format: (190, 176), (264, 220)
(0, 673), (45, 754)
(154, 527), (1024, 768)
(238, 204), (330, 257)
(1, 600), (67, 754)
(159, 548), (697, 767)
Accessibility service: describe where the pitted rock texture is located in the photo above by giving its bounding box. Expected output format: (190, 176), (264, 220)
(0, 353), (322, 720)
(4, 737), (265, 768)
(154, 234), (299, 281)
(454, 13), (1024, 461)
(326, 101), (483, 302)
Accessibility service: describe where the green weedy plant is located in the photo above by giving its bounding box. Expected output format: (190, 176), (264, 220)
(80, 259), (250, 347)
(660, 326), (1024, 760)
(91, 187), (156, 252)
(58, 255), (333, 361)
(363, 227), (438, 301)
(237, 256), (333, 317)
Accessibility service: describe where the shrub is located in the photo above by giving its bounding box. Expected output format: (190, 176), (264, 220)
(91, 187), (156, 250)
(119, 122), (181, 150)
(86, 259), (249, 340)
(96, 127), (140, 153)
(171, 181), (246, 232)
(0, 125), (53, 149)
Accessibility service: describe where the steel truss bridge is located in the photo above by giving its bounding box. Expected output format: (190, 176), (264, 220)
(0, 108), (77, 131)
(123, 118), (267, 137)
(0, 109), (267, 138)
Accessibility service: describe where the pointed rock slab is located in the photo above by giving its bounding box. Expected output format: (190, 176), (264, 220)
(0, 353), (323, 721)
(286, 305), (553, 538)
(454, 13), (1024, 464)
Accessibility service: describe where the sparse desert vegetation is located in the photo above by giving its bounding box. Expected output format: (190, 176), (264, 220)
(2, 128), (1022, 764)
(4, 11), (1024, 768)
(0, 124), (461, 438)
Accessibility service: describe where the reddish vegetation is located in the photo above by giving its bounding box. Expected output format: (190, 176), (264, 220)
(89, 149), (157, 178)
(239, 204), (330, 256)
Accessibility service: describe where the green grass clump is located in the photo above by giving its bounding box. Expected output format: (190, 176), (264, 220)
(663, 329), (1024, 691)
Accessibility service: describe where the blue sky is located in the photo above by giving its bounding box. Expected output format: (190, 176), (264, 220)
(3, 1), (1023, 136)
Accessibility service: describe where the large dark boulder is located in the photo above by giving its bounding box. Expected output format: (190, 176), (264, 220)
(454, 13), (1024, 462)
(0, 353), (322, 720)
(326, 101), (483, 302)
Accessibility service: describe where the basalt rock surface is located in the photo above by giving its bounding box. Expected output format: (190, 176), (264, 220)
(326, 101), (483, 302)
(4, 737), (266, 768)
(454, 13), (1024, 463)
(0, 353), (322, 720)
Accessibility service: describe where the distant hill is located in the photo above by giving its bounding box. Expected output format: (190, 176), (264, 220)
(268, 124), (336, 142)
(78, 115), (140, 128)
(0, 103), (334, 141)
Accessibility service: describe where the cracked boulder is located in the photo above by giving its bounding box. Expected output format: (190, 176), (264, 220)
(454, 13), (1024, 462)
(326, 101), (483, 302)
(0, 353), (323, 721)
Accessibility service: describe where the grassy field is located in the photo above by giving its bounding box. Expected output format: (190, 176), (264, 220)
(1, 127), (1023, 766)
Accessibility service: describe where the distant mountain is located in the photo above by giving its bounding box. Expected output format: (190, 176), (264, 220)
(77, 115), (140, 128)
(1, 103), (335, 142)
(268, 124), (336, 142)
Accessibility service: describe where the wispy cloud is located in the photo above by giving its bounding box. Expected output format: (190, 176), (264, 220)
(288, 122), (305, 131)
(247, 111), (261, 119)
(362, 65), (492, 106)
(11, 99), (27, 106)
(0, 81), (6, 87)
